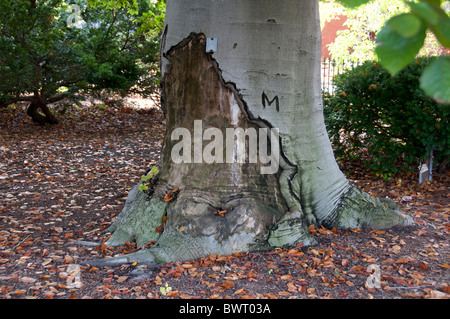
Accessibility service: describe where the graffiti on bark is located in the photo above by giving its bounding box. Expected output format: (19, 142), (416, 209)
(262, 92), (280, 112)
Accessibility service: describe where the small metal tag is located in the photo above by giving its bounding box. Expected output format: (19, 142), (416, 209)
(206, 38), (218, 53)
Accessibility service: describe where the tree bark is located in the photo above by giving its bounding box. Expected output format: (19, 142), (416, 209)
(26, 93), (59, 125)
(87, 0), (413, 267)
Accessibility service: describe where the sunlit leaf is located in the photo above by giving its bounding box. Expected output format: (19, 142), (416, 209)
(420, 56), (450, 104)
(387, 13), (423, 37)
(334, 0), (371, 9)
(375, 14), (427, 75)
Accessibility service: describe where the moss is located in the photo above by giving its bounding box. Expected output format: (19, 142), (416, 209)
(105, 186), (168, 247)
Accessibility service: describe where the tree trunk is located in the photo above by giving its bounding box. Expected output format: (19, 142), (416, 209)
(26, 93), (59, 125)
(88, 0), (413, 267)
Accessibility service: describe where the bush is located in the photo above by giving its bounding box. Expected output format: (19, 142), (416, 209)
(323, 57), (449, 175)
(0, 0), (163, 124)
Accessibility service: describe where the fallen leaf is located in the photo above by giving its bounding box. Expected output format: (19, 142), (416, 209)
(163, 192), (173, 202)
(234, 288), (245, 295)
(400, 293), (423, 298)
(287, 282), (297, 292)
(395, 257), (410, 264)
(167, 291), (179, 297)
(278, 291), (290, 296)
(418, 262), (429, 271)
(213, 210), (227, 218)
(424, 289), (449, 299)
(222, 281), (235, 290)
(116, 276), (128, 283)
(19, 277), (36, 284)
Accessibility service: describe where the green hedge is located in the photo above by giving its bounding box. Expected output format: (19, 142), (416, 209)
(323, 57), (449, 175)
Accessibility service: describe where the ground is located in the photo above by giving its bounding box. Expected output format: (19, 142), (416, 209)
(0, 97), (448, 300)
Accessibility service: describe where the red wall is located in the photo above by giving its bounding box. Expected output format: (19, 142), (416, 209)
(321, 15), (348, 59)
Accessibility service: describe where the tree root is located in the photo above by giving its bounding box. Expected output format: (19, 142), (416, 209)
(320, 183), (414, 230)
(268, 210), (318, 247)
(81, 183), (413, 268)
(81, 249), (161, 268)
(104, 186), (168, 247)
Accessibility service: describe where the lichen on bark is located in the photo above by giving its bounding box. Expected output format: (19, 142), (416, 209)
(104, 185), (168, 247)
(320, 183), (414, 230)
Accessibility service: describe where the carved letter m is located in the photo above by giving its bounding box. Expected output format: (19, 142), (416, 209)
(262, 92), (279, 112)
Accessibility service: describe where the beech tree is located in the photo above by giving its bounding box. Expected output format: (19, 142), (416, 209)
(87, 0), (419, 267)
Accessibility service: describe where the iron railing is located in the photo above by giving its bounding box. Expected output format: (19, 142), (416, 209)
(321, 58), (363, 94)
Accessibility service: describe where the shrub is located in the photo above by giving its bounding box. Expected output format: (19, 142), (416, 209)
(323, 57), (449, 175)
(0, 0), (163, 124)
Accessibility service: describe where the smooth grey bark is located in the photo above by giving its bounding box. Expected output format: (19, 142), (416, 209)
(86, 0), (413, 268)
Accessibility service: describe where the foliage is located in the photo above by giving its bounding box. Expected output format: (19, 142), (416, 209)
(323, 57), (449, 175)
(327, 0), (408, 64)
(139, 165), (159, 191)
(335, 0), (450, 104)
(0, 0), (164, 123)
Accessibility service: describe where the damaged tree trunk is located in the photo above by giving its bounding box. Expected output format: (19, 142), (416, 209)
(87, 0), (413, 267)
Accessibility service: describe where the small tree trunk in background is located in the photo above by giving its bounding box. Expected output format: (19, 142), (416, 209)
(26, 93), (59, 125)
(88, 0), (413, 267)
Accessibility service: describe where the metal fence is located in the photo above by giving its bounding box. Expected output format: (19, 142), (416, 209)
(321, 58), (363, 94)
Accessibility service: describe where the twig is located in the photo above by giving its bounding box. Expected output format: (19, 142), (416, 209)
(385, 285), (434, 290)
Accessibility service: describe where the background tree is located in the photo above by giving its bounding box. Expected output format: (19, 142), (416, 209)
(0, 0), (162, 124)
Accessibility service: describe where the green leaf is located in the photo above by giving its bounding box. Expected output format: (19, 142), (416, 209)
(150, 166), (159, 175)
(334, 0), (372, 8)
(420, 56), (450, 104)
(138, 184), (149, 191)
(388, 13), (423, 37)
(419, 0), (442, 6)
(408, 2), (439, 25)
(434, 18), (450, 47)
(408, 1), (450, 47)
(141, 166), (158, 181)
(375, 14), (427, 75)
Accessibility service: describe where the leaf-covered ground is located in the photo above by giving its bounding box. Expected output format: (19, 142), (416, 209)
(0, 99), (448, 300)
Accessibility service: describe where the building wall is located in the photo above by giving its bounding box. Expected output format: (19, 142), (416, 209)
(321, 14), (348, 59)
